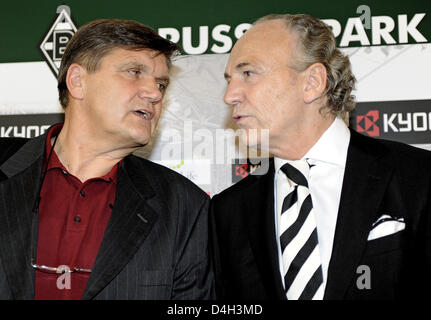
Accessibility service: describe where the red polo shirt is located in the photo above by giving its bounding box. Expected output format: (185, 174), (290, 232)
(35, 124), (120, 300)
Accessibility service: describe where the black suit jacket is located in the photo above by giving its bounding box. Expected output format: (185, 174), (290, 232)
(210, 130), (431, 300)
(0, 133), (214, 299)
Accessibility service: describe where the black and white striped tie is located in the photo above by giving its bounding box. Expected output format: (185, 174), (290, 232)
(279, 160), (324, 300)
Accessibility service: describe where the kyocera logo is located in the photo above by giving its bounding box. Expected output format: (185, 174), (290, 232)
(231, 159), (263, 183)
(383, 112), (431, 132)
(356, 110), (380, 137)
(356, 109), (431, 136)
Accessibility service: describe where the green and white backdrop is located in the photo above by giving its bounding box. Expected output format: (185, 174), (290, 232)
(1, 0), (430, 195)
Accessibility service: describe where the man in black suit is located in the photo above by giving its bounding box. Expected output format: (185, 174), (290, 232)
(0, 19), (214, 299)
(210, 13), (431, 300)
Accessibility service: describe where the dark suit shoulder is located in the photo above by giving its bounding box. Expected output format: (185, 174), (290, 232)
(351, 130), (431, 164)
(213, 173), (259, 203)
(350, 131), (431, 190)
(0, 138), (29, 166)
(377, 138), (431, 161)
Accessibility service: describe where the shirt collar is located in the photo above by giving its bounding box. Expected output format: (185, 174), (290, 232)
(274, 117), (350, 174)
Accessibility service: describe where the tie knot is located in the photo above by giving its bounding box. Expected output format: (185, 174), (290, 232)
(280, 160), (310, 187)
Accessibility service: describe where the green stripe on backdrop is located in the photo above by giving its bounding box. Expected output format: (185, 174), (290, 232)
(1, 0), (430, 63)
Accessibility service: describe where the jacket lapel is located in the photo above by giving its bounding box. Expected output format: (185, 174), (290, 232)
(0, 135), (46, 299)
(324, 130), (394, 299)
(244, 159), (286, 299)
(82, 156), (159, 299)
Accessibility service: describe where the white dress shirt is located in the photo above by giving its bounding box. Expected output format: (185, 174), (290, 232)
(274, 117), (351, 296)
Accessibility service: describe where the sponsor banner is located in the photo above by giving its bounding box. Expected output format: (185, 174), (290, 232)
(159, 12), (429, 54)
(0, 113), (64, 138)
(32, 6), (431, 79)
(1, 1), (430, 63)
(155, 159), (211, 186)
(351, 99), (431, 144)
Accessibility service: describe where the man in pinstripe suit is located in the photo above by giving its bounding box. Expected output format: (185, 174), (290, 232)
(0, 19), (214, 299)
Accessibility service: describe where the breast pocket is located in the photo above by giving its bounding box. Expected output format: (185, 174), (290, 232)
(364, 230), (406, 257)
(351, 231), (407, 299)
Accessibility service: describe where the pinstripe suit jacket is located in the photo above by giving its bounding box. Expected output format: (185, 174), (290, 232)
(0, 134), (214, 299)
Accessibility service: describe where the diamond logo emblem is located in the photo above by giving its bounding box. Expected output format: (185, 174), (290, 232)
(39, 8), (77, 77)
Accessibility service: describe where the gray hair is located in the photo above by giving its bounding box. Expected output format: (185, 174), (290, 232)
(254, 14), (356, 119)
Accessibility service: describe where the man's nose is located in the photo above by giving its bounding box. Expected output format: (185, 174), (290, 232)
(137, 78), (163, 103)
(224, 79), (244, 107)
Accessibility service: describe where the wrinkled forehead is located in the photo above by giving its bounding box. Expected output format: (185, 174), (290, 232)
(99, 47), (170, 73)
(226, 20), (299, 70)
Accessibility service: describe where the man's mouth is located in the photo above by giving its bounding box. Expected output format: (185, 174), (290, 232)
(134, 109), (153, 120)
(233, 114), (248, 122)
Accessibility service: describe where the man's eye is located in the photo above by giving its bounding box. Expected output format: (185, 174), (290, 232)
(128, 69), (141, 76)
(244, 70), (254, 77)
(157, 83), (167, 91)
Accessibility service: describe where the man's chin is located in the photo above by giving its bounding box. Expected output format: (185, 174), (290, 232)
(135, 137), (151, 147)
(127, 132), (152, 149)
(130, 126), (154, 145)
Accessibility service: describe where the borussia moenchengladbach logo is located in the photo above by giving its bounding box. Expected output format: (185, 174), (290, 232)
(40, 7), (77, 77)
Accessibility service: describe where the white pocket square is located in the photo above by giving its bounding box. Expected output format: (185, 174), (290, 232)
(367, 214), (405, 241)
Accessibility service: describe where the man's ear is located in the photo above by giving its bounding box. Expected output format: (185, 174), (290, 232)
(303, 62), (327, 104)
(65, 63), (85, 101)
